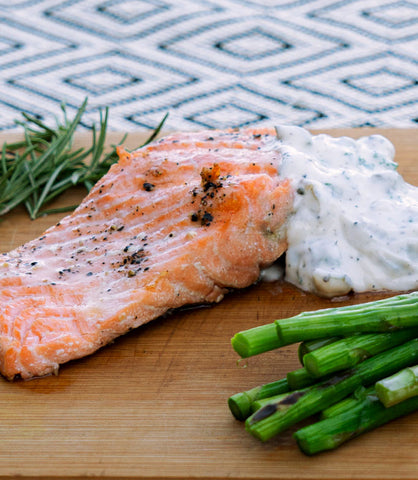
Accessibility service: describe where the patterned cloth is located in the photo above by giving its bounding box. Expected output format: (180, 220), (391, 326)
(0, 0), (417, 132)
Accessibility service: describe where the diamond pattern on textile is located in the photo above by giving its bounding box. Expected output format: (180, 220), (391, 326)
(0, 0), (416, 131)
(343, 67), (417, 97)
(65, 66), (142, 96)
(156, 14), (347, 76)
(363, 1), (418, 29)
(97, 0), (170, 25)
(215, 27), (291, 61)
(308, 0), (418, 43)
(43, 0), (223, 40)
(282, 51), (418, 114)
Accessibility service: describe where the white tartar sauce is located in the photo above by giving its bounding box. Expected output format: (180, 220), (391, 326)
(274, 125), (418, 298)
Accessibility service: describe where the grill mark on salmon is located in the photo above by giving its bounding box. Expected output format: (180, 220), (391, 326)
(0, 129), (293, 380)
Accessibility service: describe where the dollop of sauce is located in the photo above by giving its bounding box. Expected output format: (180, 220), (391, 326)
(274, 125), (418, 298)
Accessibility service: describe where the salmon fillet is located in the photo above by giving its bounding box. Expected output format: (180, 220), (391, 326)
(0, 129), (293, 380)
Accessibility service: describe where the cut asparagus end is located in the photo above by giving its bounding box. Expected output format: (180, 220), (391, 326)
(375, 365), (418, 408)
(231, 323), (282, 358)
(228, 392), (253, 421)
(228, 379), (290, 421)
(298, 337), (341, 365)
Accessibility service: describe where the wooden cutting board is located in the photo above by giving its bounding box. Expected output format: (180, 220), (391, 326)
(0, 129), (416, 480)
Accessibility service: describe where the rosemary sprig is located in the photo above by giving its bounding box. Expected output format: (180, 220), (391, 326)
(0, 100), (167, 220)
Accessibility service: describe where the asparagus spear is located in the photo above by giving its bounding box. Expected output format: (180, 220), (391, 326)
(375, 365), (418, 408)
(228, 378), (289, 421)
(320, 396), (362, 420)
(298, 337), (341, 365)
(228, 364), (327, 420)
(303, 329), (418, 378)
(320, 386), (373, 419)
(251, 391), (297, 413)
(231, 292), (417, 357)
(286, 367), (318, 390)
(294, 392), (418, 455)
(245, 338), (418, 441)
(276, 292), (418, 346)
(231, 323), (282, 358)
(246, 373), (358, 442)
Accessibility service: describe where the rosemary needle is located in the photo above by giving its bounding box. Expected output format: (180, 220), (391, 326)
(0, 99), (168, 220)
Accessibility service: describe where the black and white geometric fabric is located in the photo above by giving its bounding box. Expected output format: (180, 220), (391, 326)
(0, 0), (417, 132)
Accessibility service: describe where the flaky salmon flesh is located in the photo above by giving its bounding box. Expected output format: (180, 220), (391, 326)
(0, 129), (293, 380)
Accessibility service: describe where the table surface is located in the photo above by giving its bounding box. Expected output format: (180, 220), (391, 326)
(0, 128), (417, 479)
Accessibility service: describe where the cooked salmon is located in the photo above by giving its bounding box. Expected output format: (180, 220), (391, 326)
(0, 129), (293, 380)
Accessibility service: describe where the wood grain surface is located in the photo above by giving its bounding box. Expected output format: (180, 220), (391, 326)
(0, 129), (416, 480)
